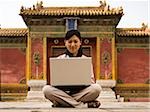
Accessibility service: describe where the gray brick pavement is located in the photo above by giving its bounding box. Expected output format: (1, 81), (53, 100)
(0, 101), (149, 112)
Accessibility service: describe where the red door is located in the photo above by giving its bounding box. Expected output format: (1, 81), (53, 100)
(47, 37), (96, 84)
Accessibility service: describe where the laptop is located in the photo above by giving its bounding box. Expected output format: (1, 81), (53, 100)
(49, 57), (92, 91)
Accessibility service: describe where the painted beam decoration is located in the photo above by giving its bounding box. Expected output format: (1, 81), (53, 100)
(100, 38), (112, 79)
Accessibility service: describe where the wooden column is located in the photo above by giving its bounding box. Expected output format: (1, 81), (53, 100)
(112, 37), (116, 80)
(96, 37), (100, 80)
(26, 31), (31, 81)
(43, 33), (47, 80)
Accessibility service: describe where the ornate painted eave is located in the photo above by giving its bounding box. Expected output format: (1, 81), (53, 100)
(116, 28), (150, 37)
(0, 28), (28, 37)
(0, 28), (28, 47)
(116, 27), (150, 44)
(20, 1), (123, 16)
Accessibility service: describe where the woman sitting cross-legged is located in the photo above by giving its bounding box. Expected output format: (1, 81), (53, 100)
(43, 30), (102, 108)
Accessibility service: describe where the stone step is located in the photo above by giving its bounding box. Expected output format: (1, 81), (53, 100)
(98, 98), (118, 102)
(26, 91), (47, 101)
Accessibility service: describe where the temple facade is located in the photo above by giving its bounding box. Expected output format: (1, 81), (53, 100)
(0, 1), (149, 101)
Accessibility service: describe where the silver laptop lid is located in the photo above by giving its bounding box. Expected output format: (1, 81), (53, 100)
(49, 57), (92, 86)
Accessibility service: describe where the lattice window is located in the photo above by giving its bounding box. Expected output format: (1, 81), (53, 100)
(65, 18), (77, 31)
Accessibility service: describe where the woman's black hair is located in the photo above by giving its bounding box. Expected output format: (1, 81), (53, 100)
(65, 29), (81, 41)
(64, 29), (83, 57)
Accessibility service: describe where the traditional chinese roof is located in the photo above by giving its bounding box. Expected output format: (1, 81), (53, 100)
(0, 28), (28, 37)
(20, 1), (123, 16)
(117, 28), (150, 37)
(1, 28), (149, 37)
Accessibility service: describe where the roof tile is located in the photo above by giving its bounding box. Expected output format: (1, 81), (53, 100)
(20, 6), (123, 16)
(117, 28), (150, 37)
(0, 28), (28, 37)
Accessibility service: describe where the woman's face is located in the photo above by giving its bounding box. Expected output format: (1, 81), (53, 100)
(65, 35), (81, 56)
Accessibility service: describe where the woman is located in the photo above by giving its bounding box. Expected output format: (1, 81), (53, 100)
(43, 30), (102, 108)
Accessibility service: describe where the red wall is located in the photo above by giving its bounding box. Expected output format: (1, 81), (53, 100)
(117, 48), (149, 83)
(0, 48), (26, 83)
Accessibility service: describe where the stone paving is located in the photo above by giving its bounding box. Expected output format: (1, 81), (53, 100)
(0, 101), (150, 112)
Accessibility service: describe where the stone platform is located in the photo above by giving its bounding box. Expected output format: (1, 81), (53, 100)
(0, 101), (149, 112)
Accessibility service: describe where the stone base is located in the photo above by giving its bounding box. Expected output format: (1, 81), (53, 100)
(96, 80), (116, 88)
(96, 80), (118, 102)
(26, 91), (48, 102)
(26, 80), (48, 102)
(97, 88), (117, 102)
